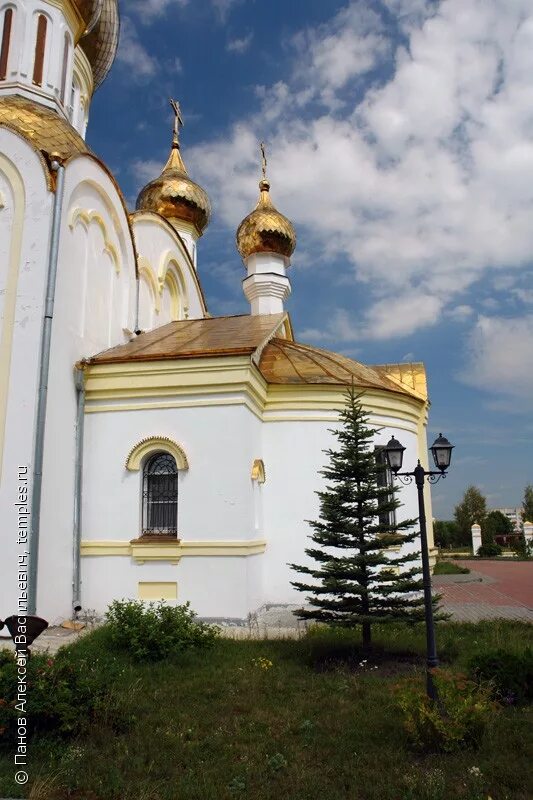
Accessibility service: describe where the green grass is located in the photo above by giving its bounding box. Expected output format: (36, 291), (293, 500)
(433, 561), (471, 575)
(0, 621), (532, 800)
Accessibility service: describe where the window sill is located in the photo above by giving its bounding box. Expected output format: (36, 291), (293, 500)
(132, 535), (181, 543)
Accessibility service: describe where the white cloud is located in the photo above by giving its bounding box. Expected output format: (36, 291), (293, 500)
(291, 5), (390, 108)
(116, 18), (159, 79)
(460, 315), (533, 409)
(212, 0), (242, 22)
(226, 33), (253, 54)
(446, 304), (474, 321)
(185, 0), (533, 343)
(130, 0), (189, 20)
(131, 159), (163, 185)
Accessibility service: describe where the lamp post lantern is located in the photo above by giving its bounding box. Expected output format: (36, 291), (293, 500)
(383, 433), (454, 701)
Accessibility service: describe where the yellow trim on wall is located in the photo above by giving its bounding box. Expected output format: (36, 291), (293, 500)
(138, 257), (160, 313)
(251, 459), (266, 483)
(138, 581), (178, 601)
(83, 357), (427, 429)
(417, 415), (437, 565)
(0, 153), (26, 481)
(158, 252), (189, 320)
(81, 539), (268, 562)
(125, 436), (189, 471)
(162, 268), (181, 320)
(131, 540), (182, 564)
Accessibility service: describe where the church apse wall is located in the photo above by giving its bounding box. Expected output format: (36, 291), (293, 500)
(0, 129), (52, 616)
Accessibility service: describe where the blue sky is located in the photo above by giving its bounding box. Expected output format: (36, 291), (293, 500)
(88, 0), (533, 519)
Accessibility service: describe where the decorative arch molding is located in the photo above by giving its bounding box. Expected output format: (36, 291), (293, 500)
(158, 252), (189, 320)
(251, 459), (266, 483)
(69, 207), (120, 273)
(163, 268), (180, 320)
(126, 437), (189, 472)
(138, 257), (160, 314)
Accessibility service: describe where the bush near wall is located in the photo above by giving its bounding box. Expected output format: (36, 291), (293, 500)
(105, 600), (219, 662)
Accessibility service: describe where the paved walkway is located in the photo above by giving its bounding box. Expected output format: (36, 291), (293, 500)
(434, 560), (533, 622)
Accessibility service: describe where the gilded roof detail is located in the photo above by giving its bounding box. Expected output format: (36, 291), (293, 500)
(88, 314), (286, 365)
(371, 362), (428, 401)
(236, 179), (296, 261)
(136, 144), (211, 237)
(259, 339), (415, 396)
(0, 96), (89, 163)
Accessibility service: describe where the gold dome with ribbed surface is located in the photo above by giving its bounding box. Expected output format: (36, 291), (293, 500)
(73, 0), (100, 29)
(136, 103), (211, 237)
(78, 0), (120, 89)
(236, 178), (296, 261)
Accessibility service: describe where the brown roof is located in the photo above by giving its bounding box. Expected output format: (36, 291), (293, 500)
(87, 314), (426, 402)
(88, 314), (286, 364)
(258, 339), (412, 395)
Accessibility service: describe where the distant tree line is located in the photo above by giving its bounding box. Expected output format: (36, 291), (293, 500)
(434, 484), (533, 550)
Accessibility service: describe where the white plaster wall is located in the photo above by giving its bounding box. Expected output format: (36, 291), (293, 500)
(261, 416), (421, 606)
(80, 402), (262, 618)
(82, 555), (254, 620)
(80, 395), (424, 620)
(0, 129), (52, 615)
(132, 213), (206, 330)
(35, 155), (137, 621)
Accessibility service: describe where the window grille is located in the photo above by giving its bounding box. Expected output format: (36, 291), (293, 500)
(142, 453), (178, 537)
(0, 9), (13, 81)
(375, 446), (396, 528)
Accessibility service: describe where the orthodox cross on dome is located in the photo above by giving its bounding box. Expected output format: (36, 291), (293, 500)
(260, 141), (268, 180)
(170, 98), (184, 146)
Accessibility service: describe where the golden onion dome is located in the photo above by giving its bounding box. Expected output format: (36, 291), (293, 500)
(236, 143), (296, 261)
(75, 0), (119, 90)
(136, 102), (211, 237)
(73, 0), (100, 30)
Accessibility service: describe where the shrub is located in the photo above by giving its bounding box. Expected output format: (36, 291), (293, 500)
(396, 670), (496, 753)
(0, 645), (130, 747)
(469, 648), (533, 705)
(477, 543), (502, 557)
(105, 600), (219, 661)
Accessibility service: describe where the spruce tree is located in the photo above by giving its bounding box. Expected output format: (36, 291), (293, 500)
(290, 387), (431, 648)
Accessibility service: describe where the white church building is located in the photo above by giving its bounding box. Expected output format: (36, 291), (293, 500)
(0, 0), (435, 624)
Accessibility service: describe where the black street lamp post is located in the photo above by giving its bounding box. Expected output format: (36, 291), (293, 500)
(383, 433), (454, 701)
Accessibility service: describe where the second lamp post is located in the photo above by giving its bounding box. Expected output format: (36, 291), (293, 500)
(383, 433), (454, 701)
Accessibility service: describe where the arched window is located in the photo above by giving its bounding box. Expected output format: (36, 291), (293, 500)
(0, 8), (13, 81)
(32, 14), (47, 86)
(142, 453), (178, 537)
(60, 32), (70, 103)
